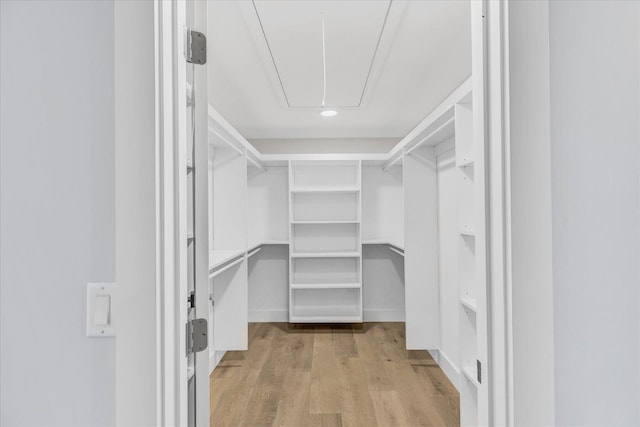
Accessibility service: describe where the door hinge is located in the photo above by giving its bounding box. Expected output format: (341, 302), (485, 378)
(477, 360), (482, 384)
(186, 29), (206, 65)
(186, 318), (208, 355)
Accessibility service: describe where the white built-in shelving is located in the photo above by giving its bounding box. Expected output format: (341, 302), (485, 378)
(454, 96), (483, 427)
(288, 160), (363, 323)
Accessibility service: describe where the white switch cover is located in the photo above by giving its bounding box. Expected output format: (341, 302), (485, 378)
(87, 282), (115, 337)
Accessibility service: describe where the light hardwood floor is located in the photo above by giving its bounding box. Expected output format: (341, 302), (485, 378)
(210, 322), (460, 427)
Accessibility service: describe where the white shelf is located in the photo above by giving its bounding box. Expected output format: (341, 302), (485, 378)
(362, 239), (405, 250)
(462, 366), (480, 387)
(290, 186), (360, 194)
(461, 298), (477, 312)
(291, 251), (361, 258)
(289, 316), (362, 323)
(388, 246), (405, 257)
(292, 220), (359, 225)
(247, 247), (262, 258)
(209, 248), (245, 271)
(247, 242), (262, 252)
(290, 301), (362, 323)
(247, 240), (289, 252)
(291, 282), (361, 290)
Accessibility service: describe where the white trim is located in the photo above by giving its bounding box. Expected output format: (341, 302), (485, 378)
(484, 1), (512, 425)
(192, 2), (212, 426)
(209, 351), (227, 374)
(439, 350), (462, 391)
(114, 1), (162, 424)
(363, 309), (405, 322)
(248, 309), (289, 323)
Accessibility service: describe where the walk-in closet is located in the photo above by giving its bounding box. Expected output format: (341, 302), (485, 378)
(199, 1), (486, 426)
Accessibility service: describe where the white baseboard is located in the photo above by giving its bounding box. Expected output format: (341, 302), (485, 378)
(434, 349), (461, 391)
(249, 309), (288, 322)
(209, 350), (226, 374)
(363, 308), (405, 322)
(248, 308), (404, 323)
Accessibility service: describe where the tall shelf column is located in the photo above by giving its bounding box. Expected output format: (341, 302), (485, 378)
(288, 160), (363, 323)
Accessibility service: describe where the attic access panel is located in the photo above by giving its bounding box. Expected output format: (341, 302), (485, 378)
(252, 0), (391, 108)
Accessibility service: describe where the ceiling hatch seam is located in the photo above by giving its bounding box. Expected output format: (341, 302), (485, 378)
(252, 0), (394, 110)
(251, 0), (292, 108)
(356, 0), (393, 108)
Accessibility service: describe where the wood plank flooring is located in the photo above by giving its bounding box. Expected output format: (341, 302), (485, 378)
(210, 323), (459, 427)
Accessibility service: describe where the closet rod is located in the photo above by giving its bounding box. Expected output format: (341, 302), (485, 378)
(247, 246), (262, 258)
(247, 152), (267, 173)
(404, 116), (455, 157)
(209, 255), (244, 279)
(382, 151), (403, 172)
(210, 127), (245, 157)
(388, 246), (405, 257)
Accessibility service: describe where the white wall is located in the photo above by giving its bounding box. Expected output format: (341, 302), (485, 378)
(549, 2), (640, 425)
(436, 148), (460, 381)
(0, 1), (115, 425)
(362, 245), (405, 321)
(248, 245), (290, 322)
(361, 165), (404, 246)
(247, 166), (289, 246)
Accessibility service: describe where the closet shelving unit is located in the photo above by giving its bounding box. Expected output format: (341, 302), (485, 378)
(382, 78), (485, 426)
(455, 100), (480, 426)
(288, 160), (363, 323)
(207, 106), (269, 370)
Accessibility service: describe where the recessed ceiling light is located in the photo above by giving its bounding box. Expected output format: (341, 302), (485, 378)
(320, 110), (338, 117)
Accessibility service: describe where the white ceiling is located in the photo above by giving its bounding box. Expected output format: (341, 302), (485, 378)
(208, 0), (471, 142)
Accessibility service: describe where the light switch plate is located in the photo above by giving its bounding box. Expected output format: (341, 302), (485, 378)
(87, 282), (115, 337)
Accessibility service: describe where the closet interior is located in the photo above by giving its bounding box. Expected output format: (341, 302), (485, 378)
(205, 77), (487, 425)
(194, 1), (488, 424)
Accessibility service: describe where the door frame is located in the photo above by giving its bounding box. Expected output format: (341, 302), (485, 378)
(114, 0), (197, 425)
(481, 1), (556, 426)
(113, 0), (536, 425)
